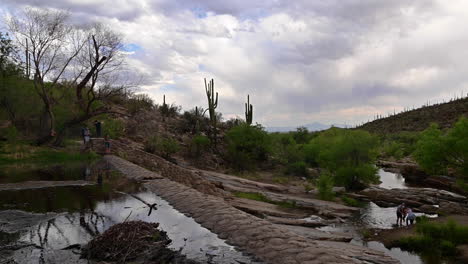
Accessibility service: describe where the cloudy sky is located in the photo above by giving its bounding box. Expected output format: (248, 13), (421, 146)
(1, 0), (468, 127)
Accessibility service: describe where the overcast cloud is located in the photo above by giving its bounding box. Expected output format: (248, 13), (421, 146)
(1, 0), (468, 127)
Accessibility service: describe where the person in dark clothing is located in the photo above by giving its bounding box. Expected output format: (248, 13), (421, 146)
(396, 203), (406, 226)
(94, 120), (102, 137)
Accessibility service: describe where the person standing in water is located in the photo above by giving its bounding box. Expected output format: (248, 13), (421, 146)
(396, 203), (406, 226)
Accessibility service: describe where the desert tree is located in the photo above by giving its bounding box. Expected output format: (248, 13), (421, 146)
(7, 7), (128, 145)
(7, 8), (85, 143)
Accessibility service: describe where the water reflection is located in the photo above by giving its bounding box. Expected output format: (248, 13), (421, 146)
(11, 191), (258, 263)
(0, 162), (259, 263)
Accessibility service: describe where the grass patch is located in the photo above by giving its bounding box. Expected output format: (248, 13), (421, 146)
(341, 195), (364, 207)
(395, 217), (468, 257)
(0, 142), (99, 165)
(272, 175), (291, 184)
(233, 191), (298, 209)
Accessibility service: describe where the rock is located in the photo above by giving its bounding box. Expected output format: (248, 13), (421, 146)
(417, 204), (439, 214)
(277, 224), (353, 242)
(230, 198), (308, 218)
(438, 201), (468, 215)
(262, 192), (359, 219)
(359, 187), (468, 215)
(265, 215), (326, 227)
(108, 155), (400, 264)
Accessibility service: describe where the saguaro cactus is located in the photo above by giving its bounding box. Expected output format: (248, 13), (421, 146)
(160, 94), (169, 122)
(204, 78), (218, 146)
(245, 94), (253, 125)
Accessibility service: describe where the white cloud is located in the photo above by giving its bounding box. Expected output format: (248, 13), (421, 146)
(1, 0), (467, 127)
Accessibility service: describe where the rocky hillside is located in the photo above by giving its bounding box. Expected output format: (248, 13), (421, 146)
(359, 97), (468, 134)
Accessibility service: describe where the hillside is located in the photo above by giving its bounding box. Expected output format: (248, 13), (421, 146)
(359, 97), (468, 134)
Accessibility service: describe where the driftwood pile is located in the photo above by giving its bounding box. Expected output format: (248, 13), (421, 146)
(82, 221), (198, 263)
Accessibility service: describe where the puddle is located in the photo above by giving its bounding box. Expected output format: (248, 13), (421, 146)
(0, 161), (260, 263)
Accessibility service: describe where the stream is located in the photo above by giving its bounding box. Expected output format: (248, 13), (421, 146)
(318, 168), (454, 264)
(0, 160), (260, 264)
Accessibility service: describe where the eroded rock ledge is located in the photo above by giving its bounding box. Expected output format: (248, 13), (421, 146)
(105, 155), (398, 264)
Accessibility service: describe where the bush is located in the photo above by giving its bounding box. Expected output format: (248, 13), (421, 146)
(179, 107), (208, 134)
(317, 171), (334, 201)
(126, 94), (154, 115)
(190, 135), (210, 157)
(101, 119), (125, 139)
(292, 126), (310, 144)
(413, 123), (447, 174)
(341, 196), (362, 207)
(226, 124), (271, 171)
(144, 136), (180, 159)
(305, 128), (379, 190)
(397, 218), (468, 257)
(380, 141), (404, 160)
(285, 161), (309, 177)
(269, 133), (304, 165)
(414, 117), (468, 178)
(1, 126), (18, 143)
(159, 103), (181, 119)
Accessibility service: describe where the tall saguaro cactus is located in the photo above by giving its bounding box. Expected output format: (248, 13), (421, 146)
(204, 78), (218, 146)
(161, 94), (169, 122)
(245, 94), (253, 125)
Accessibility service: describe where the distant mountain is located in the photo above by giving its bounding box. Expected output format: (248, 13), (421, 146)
(266, 122), (345, 133)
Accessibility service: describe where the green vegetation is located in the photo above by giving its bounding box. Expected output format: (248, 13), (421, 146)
(397, 218), (468, 257)
(341, 195), (363, 207)
(0, 142), (98, 165)
(316, 172), (334, 200)
(226, 124), (270, 171)
(144, 136), (180, 159)
(189, 135), (210, 157)
(414, 117), (468, 182)
(305, 128), (379, 190)
(285, 161), (308, 177)
(233, 191), (297, 209)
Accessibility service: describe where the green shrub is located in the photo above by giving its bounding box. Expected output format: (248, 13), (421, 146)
(317, 171), (334, 201)
(285, 161), (309, 177)
(305, 128), (379, 190)
(190, 135), (210, 157)
(226, 124), (270, 171)
(1, 126), (18, 143)
(397, 218), (468, 257)
(126, 94), (154, 115)
(341, 196), (362, 207)
(414, 117), (468, 178)
(101, 119), (125, 139)
(269, 133), (304, 166)
(292, 126), (310, 144)
(380, 141), (404, 160)
(144, 136), (180, 159)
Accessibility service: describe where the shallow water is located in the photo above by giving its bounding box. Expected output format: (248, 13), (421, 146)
(316, 169), (446, 264)
(0, 161), (260, 263)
